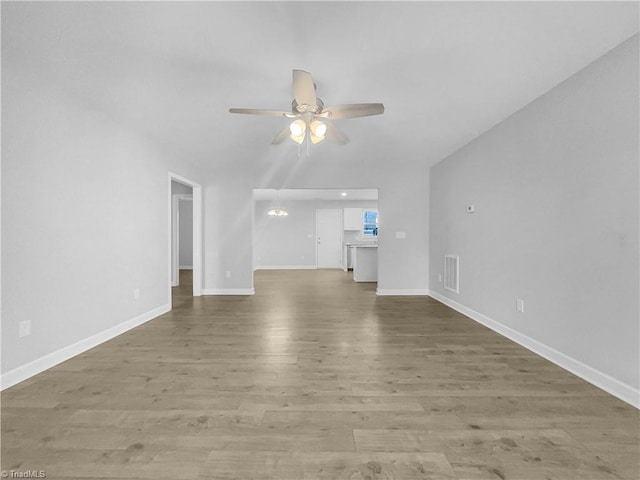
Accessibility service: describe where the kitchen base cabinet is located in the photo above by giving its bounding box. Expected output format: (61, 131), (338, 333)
(353, 246), (378, 282)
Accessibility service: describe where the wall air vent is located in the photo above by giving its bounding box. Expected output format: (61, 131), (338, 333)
(444, 254), (459, 294)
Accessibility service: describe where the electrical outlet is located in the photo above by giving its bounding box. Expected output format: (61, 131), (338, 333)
(226, 271), (231, 278)
(517, 298), (525, 313)
(19, 320), (31, 338)
(133, 288), (140, 300)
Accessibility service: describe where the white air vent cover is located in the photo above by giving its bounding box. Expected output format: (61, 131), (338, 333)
(444, 254), (459, 293)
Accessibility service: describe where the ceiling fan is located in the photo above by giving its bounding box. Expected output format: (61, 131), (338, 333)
(229, 70), (384, 145)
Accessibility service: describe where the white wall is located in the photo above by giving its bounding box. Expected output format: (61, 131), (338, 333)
(1, 6), (203, 385)
(171, 181), (193, 195)
(203, 148), (430, 295)
(254, 199), (377, 269)
(178, 199), (193, 268)
(429, 35), (639, 405)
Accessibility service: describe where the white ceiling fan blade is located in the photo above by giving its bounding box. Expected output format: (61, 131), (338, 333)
(321, 103), (385, 120)
(231, 71), (382, 146)
(292, 70), (317, 110)
(324, 122), (349, 145)
(229, 108), (291, 117)
(271, 126), (292, 145)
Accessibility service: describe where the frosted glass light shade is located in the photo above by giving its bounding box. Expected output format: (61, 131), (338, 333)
(289, 119), (306, 137)
(309, 120), (326, 144)
(311, 121), (327, 137)
(267, 208), (288, 216)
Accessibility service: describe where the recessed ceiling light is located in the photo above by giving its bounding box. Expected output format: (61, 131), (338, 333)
(341, 192), (347, 196)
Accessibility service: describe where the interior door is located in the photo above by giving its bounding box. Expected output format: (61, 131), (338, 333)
(316, 209), (343, 268)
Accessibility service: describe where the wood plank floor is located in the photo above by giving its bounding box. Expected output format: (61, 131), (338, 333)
(2, 269), (638, 479)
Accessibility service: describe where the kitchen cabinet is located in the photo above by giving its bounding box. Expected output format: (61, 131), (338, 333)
(352, 245), (378, 282)
(343, 208), (363, 230)
(347, 245), (355, 269)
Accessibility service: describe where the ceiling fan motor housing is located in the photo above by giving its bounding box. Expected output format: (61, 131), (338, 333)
(293, 98), (323, 114)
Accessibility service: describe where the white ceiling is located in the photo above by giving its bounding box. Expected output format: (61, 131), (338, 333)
(254, 188), (378, 201)
(4, 2), (638, 169)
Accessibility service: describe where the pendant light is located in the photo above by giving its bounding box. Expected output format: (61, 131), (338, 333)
(267, 189), (288, 216)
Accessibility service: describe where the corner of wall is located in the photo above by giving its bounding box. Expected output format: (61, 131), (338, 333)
(1, 304), (170, 391)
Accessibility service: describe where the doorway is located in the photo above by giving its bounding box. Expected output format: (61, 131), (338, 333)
(168, 173), (202, 303)
(316, 209), (343, 268)
(252, 188), (378, 274)
(172, 192), (193, 287)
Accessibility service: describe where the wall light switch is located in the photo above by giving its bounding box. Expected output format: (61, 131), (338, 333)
(133, 288), (140, 300)
(395, 231), (406, 239)
(517, 298), (525, 313)
(226, 271), (231, 278)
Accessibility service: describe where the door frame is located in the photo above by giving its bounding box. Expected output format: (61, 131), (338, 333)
(168, 172), (202, 304)
(315, 208), (344, 269)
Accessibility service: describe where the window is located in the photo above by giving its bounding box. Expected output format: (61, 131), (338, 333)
(363, 210), (378, 237)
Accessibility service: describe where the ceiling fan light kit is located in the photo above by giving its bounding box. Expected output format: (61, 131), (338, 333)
(289, 119), (306, 144)
(310, 120), (327, 144)
(229, 70), (384, 146)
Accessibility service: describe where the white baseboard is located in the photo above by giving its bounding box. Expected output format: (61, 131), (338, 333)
(178, 265), (193, 270)
(201, 288), (255, 295)
(429, 290), (640, 409)
(254, 265), (316, 270)
(377, 289), (429, 296)
(1, 304), (170, 391)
